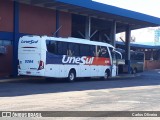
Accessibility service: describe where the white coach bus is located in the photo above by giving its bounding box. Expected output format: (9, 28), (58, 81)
(18, 35), (121, 82)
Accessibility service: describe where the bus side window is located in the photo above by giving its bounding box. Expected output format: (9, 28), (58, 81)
(80, 44), (90, 56)
(136, 53), (144, 60)
(131, 53), (135, 60)
(90, 45), (96, 57)
(101, 46), (109, 58)
(115, 52), (121, 59)
(96, 46), (101, 57)
(68, 43), (79, 56)
(57, 42), (68, 55)
(97, 46), (109, 58)
(74, 43), (80, 56)
(46, 40), (57, 54)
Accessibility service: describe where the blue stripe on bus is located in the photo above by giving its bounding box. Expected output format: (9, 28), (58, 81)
(46, 52), (110, 66)
(46, 52), (63, 64)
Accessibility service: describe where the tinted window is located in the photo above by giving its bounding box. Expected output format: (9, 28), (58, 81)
(135, 53), (144, 60)
(100, 46), (109, 58)
(130, 52), (144, 60)
(130, 53), (135, 60)
(46, 40), (57, 54)
(68, 43), (79, 56)
(80, 44), (90, 56)
(115, 52), (121, 59)
(97, 46), (109, 58)
(57, 42), (68, 55)
(90, 45), (96, 57)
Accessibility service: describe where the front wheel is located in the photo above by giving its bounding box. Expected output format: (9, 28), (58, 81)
(102, 70), (110, 80)
(67, 70), (76, 82)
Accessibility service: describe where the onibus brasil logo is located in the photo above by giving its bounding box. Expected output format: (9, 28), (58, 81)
(1, 112), (42, 118)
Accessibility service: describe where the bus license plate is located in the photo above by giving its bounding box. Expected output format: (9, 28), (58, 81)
(26, 71), (31, 74)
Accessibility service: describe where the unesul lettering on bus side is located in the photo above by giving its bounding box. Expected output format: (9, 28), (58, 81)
(62, 55), (94, 65)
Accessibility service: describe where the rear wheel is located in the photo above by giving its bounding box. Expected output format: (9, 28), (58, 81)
(131, 68), (137, 74)
(133, 68), (137, 74)
(67, 70), (76, 82)
(103, 70), (110, 80)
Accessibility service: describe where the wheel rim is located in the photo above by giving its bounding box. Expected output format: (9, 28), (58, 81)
(104, 72), (108, 79)
(133, 69), (137, 74)
(69, 73), (74, 81)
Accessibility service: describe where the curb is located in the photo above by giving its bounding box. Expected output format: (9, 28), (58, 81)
(0, 74), (141, 82)
(0, 76), (43, 82)
(111, 73), (141, 79)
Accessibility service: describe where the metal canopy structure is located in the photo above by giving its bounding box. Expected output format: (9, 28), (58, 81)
(116, 41), (160, 49)
(14, 0), (160, 33)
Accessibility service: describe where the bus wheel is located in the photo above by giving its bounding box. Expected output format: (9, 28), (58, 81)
(67, 70), (76, 82)
(103, 70), (110, 80)
(131, 68), (137, 74)
(133, 68), (137, 74)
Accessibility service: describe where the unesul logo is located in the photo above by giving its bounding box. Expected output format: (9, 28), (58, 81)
(21, 40), (38, 44)
(62, 55), (94, 65)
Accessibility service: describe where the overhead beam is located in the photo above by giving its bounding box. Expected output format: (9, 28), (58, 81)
(43, 2), (66, 8)
(30, 0), (55, 5)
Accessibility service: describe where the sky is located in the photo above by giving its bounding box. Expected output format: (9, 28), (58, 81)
(93, 0), (160, 17)
(93, 0), (160, 44)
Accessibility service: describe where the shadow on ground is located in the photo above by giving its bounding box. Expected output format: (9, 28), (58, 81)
(0, 70), (160, 97)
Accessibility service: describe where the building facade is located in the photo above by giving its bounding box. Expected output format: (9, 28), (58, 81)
(0, 0), (72, 76)
(0, 0), (160, 76)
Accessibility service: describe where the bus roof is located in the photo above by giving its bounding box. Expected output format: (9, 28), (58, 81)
(20, 35), (114, 48)
(42, 36), (114, 48)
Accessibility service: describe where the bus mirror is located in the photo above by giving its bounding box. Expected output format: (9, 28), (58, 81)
(112, 49), (115, 52)
(113, 50), (122, 59)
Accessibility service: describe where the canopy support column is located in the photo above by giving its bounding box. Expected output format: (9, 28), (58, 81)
(125, 25), (131, 74)
(85, 16), (91, 40)
(110, 20), (116, 47)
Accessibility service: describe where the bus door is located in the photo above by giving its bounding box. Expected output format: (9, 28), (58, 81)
(112, 54), (117, 77)
(97, 46), (110, 77)
(110, 49), (121, 77)
(114, 50), (122, 75)
(90, 45), (98, 77)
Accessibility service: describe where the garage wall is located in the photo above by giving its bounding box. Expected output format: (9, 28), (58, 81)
(0, 1), (72, 77)
(0, 0), (14, 32)
(0, 0), (72, 36)
(59, 11), (72, 37)
(19, 4), (56, 36)
(145, 60), (160, 70)
(0, 46), (13, 76)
